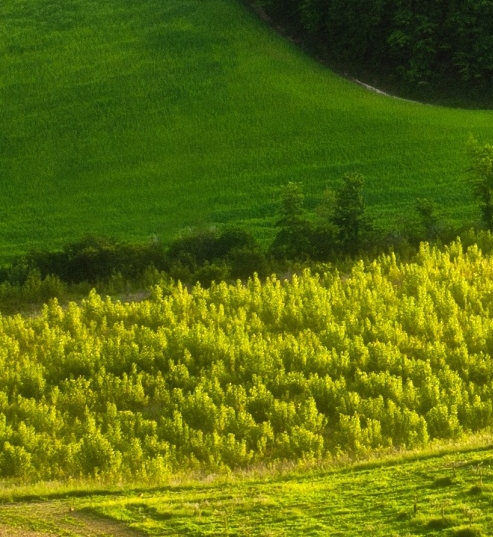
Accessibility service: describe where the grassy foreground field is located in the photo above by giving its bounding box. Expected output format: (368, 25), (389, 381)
(1, 0), (493, 260)
(2, 442), (493, 536)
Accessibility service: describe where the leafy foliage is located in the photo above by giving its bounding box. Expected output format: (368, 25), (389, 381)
(2, 240), (493, 480)
(415, 197), (441, 241)
(269, 182), (314, 260)
(0, 228), (266, 298)
(270, 176), (371, 260)
(466, 136), (493, 230)
(331, 172), (371, 255)
(164, 228), (267, 284)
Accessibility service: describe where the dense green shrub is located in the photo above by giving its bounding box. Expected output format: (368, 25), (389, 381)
(165, 227), (267, 282)
(26, 235), (167, 284)
(0, 228), (266, 295)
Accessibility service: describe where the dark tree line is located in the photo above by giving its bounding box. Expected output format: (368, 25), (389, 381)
(1, 137), (492, 294)
(253, 0), (493, 106)
(0, 174), (374, 292)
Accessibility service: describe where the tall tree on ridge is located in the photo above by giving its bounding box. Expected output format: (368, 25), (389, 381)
(466, 136), (493, 230)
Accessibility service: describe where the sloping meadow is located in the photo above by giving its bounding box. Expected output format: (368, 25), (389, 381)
(1, 239), (493, 481)
(0, 0), (492, 259)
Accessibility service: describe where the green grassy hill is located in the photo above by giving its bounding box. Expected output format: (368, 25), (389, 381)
(1, 0), (493, 260)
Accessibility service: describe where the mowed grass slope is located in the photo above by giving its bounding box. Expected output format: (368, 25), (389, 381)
(3, 444), (493, 536)
(1, 0), (493, 259)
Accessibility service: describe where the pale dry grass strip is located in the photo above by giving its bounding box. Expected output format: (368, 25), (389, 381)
(0, 501), (144, 537)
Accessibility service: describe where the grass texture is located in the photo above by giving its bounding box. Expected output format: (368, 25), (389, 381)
(1, 0), (493, 259)
(2, 442), (493, 536)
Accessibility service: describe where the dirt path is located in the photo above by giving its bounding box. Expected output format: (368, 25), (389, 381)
(351, 78), (426, 104)
(0, 501), (144, 537)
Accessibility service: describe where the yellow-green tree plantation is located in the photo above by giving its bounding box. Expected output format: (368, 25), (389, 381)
(1, 240), (493, 481)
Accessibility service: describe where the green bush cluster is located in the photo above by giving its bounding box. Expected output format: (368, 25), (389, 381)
(0, 227), (267, 293)
(164, 228), (268, 285)
(2, 240), (493, 480)
(0, 175), (374, 294)
(2, 135), (492, 297)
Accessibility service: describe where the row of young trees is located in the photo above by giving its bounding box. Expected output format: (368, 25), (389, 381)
(252, 0), (493, 105)
(270, 135), (493, 262)
(269, 172), (371, 261)
(0, 172), (375, 295)
(2, 239), (493, 480)
(0, 170), (389, 304)
(0, 137), (489, 305)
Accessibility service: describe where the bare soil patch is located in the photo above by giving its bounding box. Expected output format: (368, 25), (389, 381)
(0, 501), (143, 537)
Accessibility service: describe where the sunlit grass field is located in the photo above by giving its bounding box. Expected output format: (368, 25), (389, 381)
(1, 0), (493, 260)
(92, 446), (493, 536)
(2, 442), (493, 536)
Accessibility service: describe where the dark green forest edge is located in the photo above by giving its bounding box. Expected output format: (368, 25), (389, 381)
(249, 0), (493, 107)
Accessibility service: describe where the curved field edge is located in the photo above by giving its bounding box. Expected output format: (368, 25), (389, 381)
(0, 0), (492, 260)
(2, 441), (493, 536)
